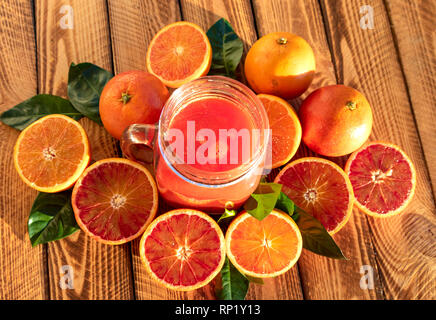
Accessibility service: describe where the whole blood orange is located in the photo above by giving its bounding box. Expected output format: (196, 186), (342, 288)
(225, 210), (302, 278)
(299, 85), (373, 157)
(258, 94), (302, 168)
(72, 158), (158, 245)
(244, 32), (316, 99)
(14, 114), (90, 193)
(140, 209), (225, 291)
(146, 22), (212, 88)
(99, 70), (169, 140)
(274, 157), (354, 234)
(345, 142), (416, 217)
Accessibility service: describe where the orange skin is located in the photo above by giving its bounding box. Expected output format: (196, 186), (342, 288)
(99, 70), (169, 140)
(299, 85), (373, 157)
(244, 32), (316, 99)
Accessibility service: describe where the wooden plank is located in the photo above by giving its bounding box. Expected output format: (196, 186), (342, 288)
(108, 0), (182, 74)
(321, 0), (436, 299)
(107, 0), (187, 300)
(34, 0), (133, 299)
(180, 0), (303, 300)
(252, 0), (384, 300)
(385, 0), (436, 201)
(0, 0), (47, 300)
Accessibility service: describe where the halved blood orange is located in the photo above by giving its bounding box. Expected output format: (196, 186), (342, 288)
(140, 209), (225, 291)
(13, 114), (90, 193)
(225, 210), (302, 278)
(258, 94), (302, 168)
(72, 158), (158, 245)
(146, 21), (212, 88)
(345, 141), (416, 217)
(274, 157), (354, 234)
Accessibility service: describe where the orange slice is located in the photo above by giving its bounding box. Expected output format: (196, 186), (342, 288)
(146, 21), (212, 88)
(258, 94), (302, 168)
(345, 141), (416, 217)
(225, 210), (302, 278)
(274, 157), (354, 234)
(13, 114), (90, 193)
(140, 209), (225, 291)
(72, 158), (158, 245)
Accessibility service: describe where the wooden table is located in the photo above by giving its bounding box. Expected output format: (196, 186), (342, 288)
(0, 0), (434, 300)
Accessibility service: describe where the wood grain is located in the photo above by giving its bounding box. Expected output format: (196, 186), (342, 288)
(107, 0), (186, 300)
(180, 0), (304, 300)
(108, 0), (182, 74)
(384, 0), (436, 201)
(252, 0), (384, 300)
(0, 0), (434, 301)
(0, 0), (47, 300)
(321, 0), (436, 299)
(34, 0), (133, 299)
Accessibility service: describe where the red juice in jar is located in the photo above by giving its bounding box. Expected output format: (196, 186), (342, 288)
(121, 76), (270, 213)
(156, 97), (259, 211)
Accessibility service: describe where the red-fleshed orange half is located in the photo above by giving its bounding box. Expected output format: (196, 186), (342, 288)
(140, 209), (226, 291)
(72, 158), (158, 245)
(345, 141), (416, 217)
(275, 157), (354, 234)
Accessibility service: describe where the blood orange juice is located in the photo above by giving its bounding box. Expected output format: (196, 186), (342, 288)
(121, 76), (270, 212)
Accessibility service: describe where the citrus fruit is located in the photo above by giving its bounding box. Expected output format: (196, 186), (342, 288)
(72, 158), (158, 245)
(13, 114), (90, 193)
(139, 209), (225, 291)
(225, 209), (302, 278)
(146, 21), (212, 88)
(99, 70), (169, 140)
(244, 32), (316, 99)
(258, 94), (301, 168)
(299, 85), (373, 157)
(345, 141), (416, 217)
(274, 157), (354, 234)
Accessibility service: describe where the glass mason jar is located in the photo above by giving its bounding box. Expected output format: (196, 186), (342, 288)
(121, 76), (270, 213)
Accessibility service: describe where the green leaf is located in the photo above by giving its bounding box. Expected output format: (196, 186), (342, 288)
(217, 258), (249, 300)
(244, 182), (282, 221)
(275, 191), (295, 216)
(206, 18), (244, 78)
(67, 62), (113, 124)
(0, 94), (82, 130)
(292, 205), (347, 260)
(28, 191), (79, 247)
(217, 208), (237, 223)
(274, 191), (345, 259)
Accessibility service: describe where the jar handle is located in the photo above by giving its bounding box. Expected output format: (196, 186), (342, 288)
(120, 124), (157, 165)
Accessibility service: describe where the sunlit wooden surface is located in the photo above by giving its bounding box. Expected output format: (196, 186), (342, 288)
(0, 0), (434, 300)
